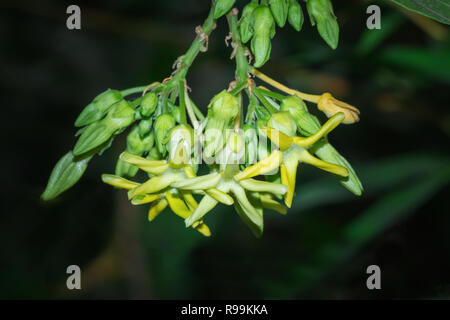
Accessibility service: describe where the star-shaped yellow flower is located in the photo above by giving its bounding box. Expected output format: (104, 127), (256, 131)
(234, 112), (349, 207)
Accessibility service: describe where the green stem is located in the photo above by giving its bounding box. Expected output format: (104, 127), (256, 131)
(226, 11), (249, 86)
(120, 86), (147, 97)
(178, 80), (187, 125)
(170, 1), (217, 84)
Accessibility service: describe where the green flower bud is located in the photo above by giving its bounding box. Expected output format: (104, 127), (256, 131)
(115, 158), (139, 178)
(75, 89), (122, 127)
(127, 126), (145, 154)
(267, 112), (297, 137)
(288, 0), (304, 31)
(105, 99), (136, 129)
(147, 147), (162, 161)
(251, 35), (272, 68)
(280, 95), (321, 136)
(243, 124), (258, 164)
(138, 118), (153, 138)
(41, 151), (92, 201)
(270, 0), (288, 27)
(140, 92), (158, 118)
(154, 114), (176, 155)
(171, 106), (181, 123)
(74, 99), (134, 155)
(214, 0), (236, 19)
(240, 0), (258, 43)
(227, 132), (245, 154)
(142, 131), (155, 152)
(204, 91), (239, 158)
(210, 90), (239, 120)
(251, 6), (275, 68)
(73, 121), (116, 156)
(306, 0), (339, 49)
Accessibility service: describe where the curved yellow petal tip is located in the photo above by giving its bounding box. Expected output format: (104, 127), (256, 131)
(261, 127), (293, 151)
(235, 150), (282, 181)
(148, 198), (168, 221)
(317, 93), (360, 124)
(101, 174), (140, 190)
(194, 222), (211, 237)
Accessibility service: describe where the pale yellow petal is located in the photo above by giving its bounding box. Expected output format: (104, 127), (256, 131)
(238, 178), (287, 196)
(165, 190), (192, 219)
(185, 194), (218, 227)
(171, 172), (221, 190)
(206, 188), (234, 205)
(234, 150), (282, 181)
(128, 173), (181, 199)
(293, 112), (345, 147)
(148, 198), (168, 221)
(120, 152), (169, 175)
(260, 194), (287, 215)
(131, 193), (164, 205)
(299, 149), (349, 177)
(260, 127), (293, 151)
(101, 174), (140, 190)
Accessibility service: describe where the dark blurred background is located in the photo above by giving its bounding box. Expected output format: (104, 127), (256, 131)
(1, 0), (449, 299)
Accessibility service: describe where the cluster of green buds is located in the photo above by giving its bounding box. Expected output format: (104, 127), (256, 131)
(42, 0), (361, 238)
(238, 0), (339, 67)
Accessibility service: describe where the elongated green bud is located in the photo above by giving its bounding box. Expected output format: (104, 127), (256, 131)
(75, 89), (123, 127)
(138, 118), (152, 138)
(267, 112), (297, 137)
(204, 91), (239, 158)
(41, 151), (92, 200)
(105, 99), (136, 129)
(127, 126), (145, 154)
(240, 0), (258, 43)
(243, 124), (258, 164)
(171, 106), (181, 124)
(251, 6), (275, 68)
(214, 0), (236, 19)
(280, 95), (320, 136)
(140, 92), (158, 117)
(270, 0), (288, 27)
(306, 0), (339, 49)
(154, 114), (176, 155)
(288, 0), (304, 31)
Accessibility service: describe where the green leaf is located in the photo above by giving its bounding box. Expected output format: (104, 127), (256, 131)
(41, 151), (92, 201)
(379, 46), (450, 83)
(388, 0), (450, 25)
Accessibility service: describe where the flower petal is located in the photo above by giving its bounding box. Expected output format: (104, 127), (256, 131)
(230, 184), (263, 234)
(206, 188), (234, 205)
(148, 198), (168, 221)
(260, 194), (287, 215)
(234, 150), (282, 181)
(120, 152), (169, 175)
(131, 193), (164, 205)
(293, 112), (344, 147)
(260, 127), (293, 151)
(185, 194), (219, 227)
(128, 173), (181, 199)
(101, 174), (139, 190)
(170, 172), (221, 190)
(239, 178), (287, 196)
(165, 190), (191, 219)
(299, 149), (349, 177)
(193, 222), (211, 237)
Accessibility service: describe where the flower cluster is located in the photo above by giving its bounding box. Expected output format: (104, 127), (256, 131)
(42, 0), (362, 237)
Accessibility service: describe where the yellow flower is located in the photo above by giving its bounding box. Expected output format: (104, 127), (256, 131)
(235, 112), (349, 208)
(181, 133), (287, 237)
(317, 93), (360, 124)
